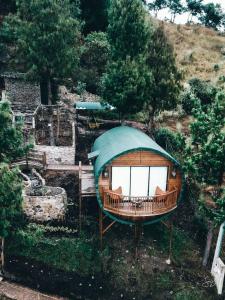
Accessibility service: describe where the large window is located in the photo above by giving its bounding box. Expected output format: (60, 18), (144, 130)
(112, 167), (130, 196)
(148, 167), (168, 196)
(131, 167), (149, 196)
(111, 166), (168, 197)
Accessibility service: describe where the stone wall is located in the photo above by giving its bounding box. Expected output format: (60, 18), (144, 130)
(34, 105), (74, 146)
(23, 186), (67, 222)
(35, 145), (75, 165)
(4, 75), (41, 113)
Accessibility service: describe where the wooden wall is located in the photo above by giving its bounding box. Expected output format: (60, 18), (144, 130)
(99, 150), (182, 196)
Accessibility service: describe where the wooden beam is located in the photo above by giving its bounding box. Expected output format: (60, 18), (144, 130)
(99, 209), (103, 251)
(79, 161), (82, 233)
(103, 220), (116, 235)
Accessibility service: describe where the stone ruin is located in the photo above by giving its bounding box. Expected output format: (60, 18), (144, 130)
(20, 169), (68, 222)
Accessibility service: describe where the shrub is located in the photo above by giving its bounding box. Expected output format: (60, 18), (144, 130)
(154, 128), (185, 155)
(188, 78), (217, 106)
(180, 90), (198, 114)
(213, 64), (219, 72)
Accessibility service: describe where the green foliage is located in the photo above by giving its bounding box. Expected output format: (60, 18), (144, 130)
(145, 24), (181, 129)
(180, 90), (198, 114)
(167, 0), (184, 22)
(185, 91), (225, 185)
(174, 287), (205, 300)
(77, 31), (110, 93)
(0, 164), (23, 238)
(213, 64), (219, 72)
(80, 0), (108, 34)
(154, 128), (185, 155)
(0, 101), (27, 163)
(102, 0), (152, 116)
(188, 78), (217, 106)
(7, 225), (101, 275)
(186, 0), (203, 20)
(199, 3), (224, 30)
(102, 57), (151, 116)
(148, 0), (167, 17)
(107, 0), (150, 60)
(76, 81), (86, 95)
(3, 0), (81, 104)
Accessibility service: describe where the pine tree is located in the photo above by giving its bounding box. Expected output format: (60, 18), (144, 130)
(107, 0), (150, 60)
(145, 24), (181, 132)
(101, 0), (152, 117)
(3, 0), (81, 104)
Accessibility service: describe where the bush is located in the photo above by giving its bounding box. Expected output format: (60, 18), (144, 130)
(188, 78), (217, 106)
(213, 64), (219, 72)
(154, 128), (185, 155)
(180, 90), (198, 115)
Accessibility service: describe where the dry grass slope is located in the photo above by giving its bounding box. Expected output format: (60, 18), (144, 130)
(163, 22), (225, 84)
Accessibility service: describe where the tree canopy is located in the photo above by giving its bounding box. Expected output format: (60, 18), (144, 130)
(3, 0), (81, 104)
(101, 0), (152, 117)
(145, 24), (181, 131)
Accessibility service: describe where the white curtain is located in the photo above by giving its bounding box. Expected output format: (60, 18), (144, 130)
(149, 167), (168, 196)
(130, 167), (149, 196)
(112, 167), (130, 196)
(112, 166), (168, 197)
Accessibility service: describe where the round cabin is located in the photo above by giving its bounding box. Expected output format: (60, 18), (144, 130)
(88, 126), (183, 225)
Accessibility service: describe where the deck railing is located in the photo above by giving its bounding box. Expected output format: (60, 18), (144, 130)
(103, 189), (178, 217)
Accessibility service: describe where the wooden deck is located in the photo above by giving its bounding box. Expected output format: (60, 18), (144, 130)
(103, 189), (178, 218)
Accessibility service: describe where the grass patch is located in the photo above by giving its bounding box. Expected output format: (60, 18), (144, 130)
(6, 225), (101, 276)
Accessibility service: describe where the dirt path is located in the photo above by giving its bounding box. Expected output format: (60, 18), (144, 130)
(0, 280), (67, 300)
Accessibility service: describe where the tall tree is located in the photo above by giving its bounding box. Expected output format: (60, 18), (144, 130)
(199, 3), (224, 30)
(148, 0), (167, 17)
(145, 24), (181, 132)
(3, 0), (81, 104)
(107, 0), (150, 60)
(102, 0), (152, 118)
(186, 0), (203, 22)
(167, 0), (184, 22)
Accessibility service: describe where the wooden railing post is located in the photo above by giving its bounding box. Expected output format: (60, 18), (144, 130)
(43, 151), (47, 168)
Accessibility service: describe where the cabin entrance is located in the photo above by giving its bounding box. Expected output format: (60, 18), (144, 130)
(111, 166), (168, 197)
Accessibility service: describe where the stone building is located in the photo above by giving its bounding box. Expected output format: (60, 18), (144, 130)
(0, 72), (41, 113)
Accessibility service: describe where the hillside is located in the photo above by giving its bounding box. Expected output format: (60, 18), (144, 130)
(163, 22), (225, 84)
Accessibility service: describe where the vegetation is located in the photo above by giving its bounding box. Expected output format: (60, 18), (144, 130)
(145, 24), (181, 131)
(7, 224), (101, 275)
(0, 101), (27, 162)
(0, 101), (26, 273)
(77, 31), (110, 94)
(0, 0), (225, 298)
(148, 0), (225, 30)
(101, 0), (152, 117)
(2, 0), (81, 104)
